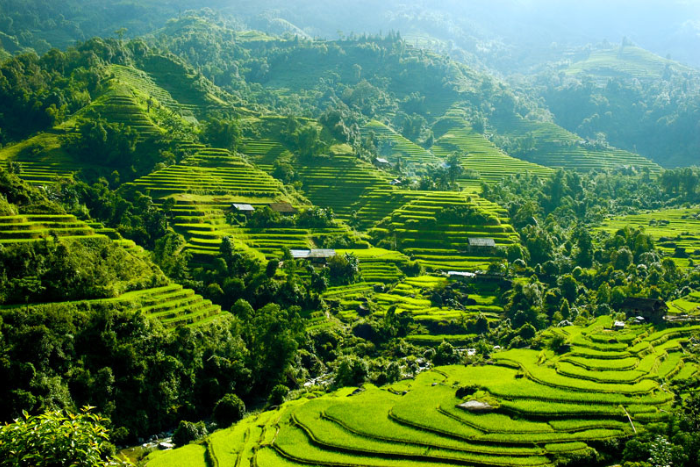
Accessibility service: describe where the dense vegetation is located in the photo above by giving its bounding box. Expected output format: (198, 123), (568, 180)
(0, 4), (699, 467)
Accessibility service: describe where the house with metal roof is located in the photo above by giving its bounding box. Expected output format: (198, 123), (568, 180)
(467, 238), (497, 254)
(290, 249), (337, 263)
(231, 203), (255, 212)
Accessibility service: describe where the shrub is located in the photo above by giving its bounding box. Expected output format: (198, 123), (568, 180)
(0, 407), (127, 466)
(268, 384), (289, 406)
(213, 393), (246, 428)
(173, 420), (208, 447)
(334, 355), (369, 387)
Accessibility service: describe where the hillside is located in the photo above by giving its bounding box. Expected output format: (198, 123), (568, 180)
(533, 43), (700, 168)
(146, 316), (698, 467)
(564, 45), (693, 81)
(1, 8), (700, 467)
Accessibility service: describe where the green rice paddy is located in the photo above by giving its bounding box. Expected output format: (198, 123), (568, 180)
(146, 316), (699, 467)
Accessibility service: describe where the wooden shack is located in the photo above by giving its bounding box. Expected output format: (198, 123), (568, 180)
(269, 202), (298, 216)
(468, 238), (497, 254)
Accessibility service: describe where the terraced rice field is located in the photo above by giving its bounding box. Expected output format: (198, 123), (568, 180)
(137, 54), (230, 115)
(111, 64), (199, 123)
(146, 317), (700, 467)
(0, 283), (223, 328)
(294, 153), (392, 221)
(241, 137), (290, 168)
(431, 110), (553, 190)
(130, 148), (285, 197)
(89, 88), (163, 141)
(564, 46), (691, 80)
(595, 207), (700, 269)
(363, 120), (441, 166)
(349, 188), (423, 231)
(488, 112), (661, 173)
(327, 268), (502, 332)
(0, 130), (87, 185)
(371, 191), (518, 271)
(0, 214), (118, 245)
(0, 213), (221, 327)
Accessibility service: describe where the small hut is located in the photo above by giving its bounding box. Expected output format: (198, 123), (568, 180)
(269, 202), (298, 216)
(290, 249), (337, 264)
(231, 203), (255, 213)
(468, 238), (497, 254)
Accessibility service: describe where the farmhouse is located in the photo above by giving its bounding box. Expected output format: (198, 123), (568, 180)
(290, 249), (337, 264)
(447, 271), (476, 280)
(269, 202), (298, 215)
(374, 157), (390, 166)
(621, 297), (668, 322)
(468, 237), (497, 254)
(231, 203), (255, 213)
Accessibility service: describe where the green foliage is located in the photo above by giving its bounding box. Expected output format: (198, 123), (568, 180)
(0, 237), (163, 305)
(69, 118), (139, 167)
(334, 355), (369, 387)
(327, 253), (360, 286)
(202, 117), (241, 151)
(173, 420), (208, 447)
(268, 384), (289, 406)
(213, 394), (246, 428)
(0, 407), (129, 466)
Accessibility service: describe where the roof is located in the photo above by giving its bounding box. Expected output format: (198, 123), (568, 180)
(231, 203), (255, 211)
(290, 250), (310, 259)
(613, 321), (626, 328)
(469, 238), (496, 248)
(447, 271), (476, 278)
(375, 157), (390, 164)
(269, 202), (298, 214)
(290, 249), (337, 259)
(308, 249), (337, 259)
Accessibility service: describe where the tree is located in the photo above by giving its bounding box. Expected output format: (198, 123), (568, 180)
(268, 384), (289, 406)
(327, 253), (360, 285)
(0, 407), (129, 466)
(172, 420), (207, 447)
(202, 117), (241, 151)
(213, 394), (246, 428)
(334, 356), (369, 387)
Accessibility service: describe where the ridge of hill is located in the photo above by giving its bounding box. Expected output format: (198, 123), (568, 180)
(564, 45), (694, 81)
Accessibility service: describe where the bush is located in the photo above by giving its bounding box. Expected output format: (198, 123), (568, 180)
(213, 393), (246, 428)
(334, 355), (369, 387)
(268, 384), (289, 406)
(0, 407), (127, 466)
(172, 420), (207, 447)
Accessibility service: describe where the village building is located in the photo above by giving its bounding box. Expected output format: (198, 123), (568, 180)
(621, 297), (668, 323)
(269, 202), (298, 216)
(230, 203), (255, 213)
(467, 238), (497, 254)
(447, 271), (476, 280)
(290, 249), (337, 264)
